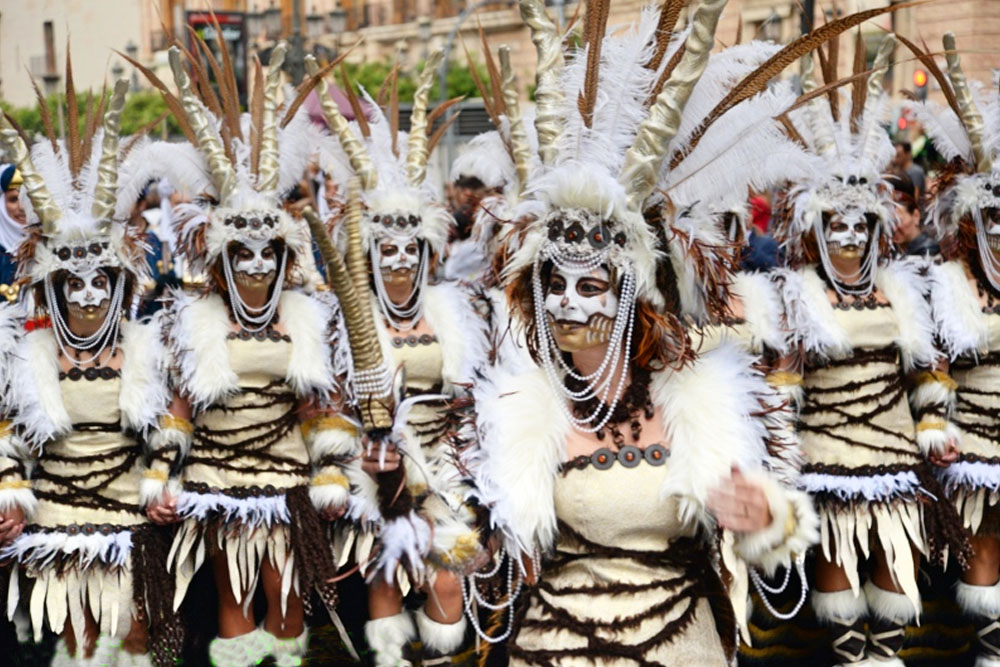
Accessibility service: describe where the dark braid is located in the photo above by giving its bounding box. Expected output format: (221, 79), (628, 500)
(285, 486), (339, 617)
(131, 525), (184, 667)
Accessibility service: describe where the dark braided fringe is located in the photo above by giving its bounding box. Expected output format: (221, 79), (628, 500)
(285, 486), (338, 617)
(914, 465), (973, 568)
(131, 525), (184, 667)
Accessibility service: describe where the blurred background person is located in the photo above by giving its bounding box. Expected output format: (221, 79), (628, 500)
(888, 171), (940, 259)
(0, 163), (25, 304)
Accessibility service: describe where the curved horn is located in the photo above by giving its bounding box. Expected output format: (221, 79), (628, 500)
(499, 46), (532, 196)
(257, 42), (286, 193)
(91, 79), (129, 232)
(857, 34), (896, 172)
(619, 0), (727, 211)
(405, 49), (444, 187)
(519, 0), (565, 166)
(0, 117), (63, 234)
(306, 55), (377, 190)
(799, 53), (837, 156)
(168, 46), (238, 203)
(943, 32), (990, 173)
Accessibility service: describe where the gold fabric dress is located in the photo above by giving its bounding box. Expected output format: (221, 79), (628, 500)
(510, 452), (731, 667)
(6, 374), (149, 641)
(945, 307), (1000, 536)
(170, 333), (315, 609)
(798, 303), (930, 604)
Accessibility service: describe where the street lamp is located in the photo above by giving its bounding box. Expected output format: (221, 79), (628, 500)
(329, 7), (347, 58)
(307, 5), (324, 39)
(247, 1), (266, 42)
(417, 15), (432, 63)
(124, 40), (139, 90)
(762, 10), (781, 43)
(265, 1), (282, 40)
(111, 60), (125, 82)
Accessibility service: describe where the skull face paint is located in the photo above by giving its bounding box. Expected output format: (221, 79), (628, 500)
(377, 234), (421, 285)
(824, 213), (870, 259)
(231, 239), (277, 288)
(545, 267), (619, 352)
(63, 268), (111, 322)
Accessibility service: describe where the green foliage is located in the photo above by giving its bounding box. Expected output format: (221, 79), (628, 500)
(2, 90), (180, 140)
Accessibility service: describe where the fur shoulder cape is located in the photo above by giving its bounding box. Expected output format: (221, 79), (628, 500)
(774, 261), (937, 370)
(165, 289), (343, 409)
(731, 270), (787, 355)
(6, 316), (170, 449)
(469, 343), (770, 556)
(927, 259), (989, 360)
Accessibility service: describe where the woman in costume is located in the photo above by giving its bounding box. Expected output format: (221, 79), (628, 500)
(142, 44), (353, 667)
(464, 1), (818, 664)
(912, 32), (1000, 667)
(771, 35), (968, 667)
(309, 50), (489, 666)
(0, 163), (25, 304)
(0, 79), (183, 666)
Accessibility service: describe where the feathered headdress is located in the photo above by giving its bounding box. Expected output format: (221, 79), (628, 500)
(310, 51), (457, 258)
(0, 64), (147, 288)
(772, 32), (898, 276)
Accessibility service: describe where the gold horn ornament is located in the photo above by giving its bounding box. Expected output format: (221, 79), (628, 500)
(257, 43), (287, 193)
(0, 116), (63, 234)
(169, 46), (238, 203)
(405, 49), (444, 187)
(943, 32), (990, 173)
(519, 0), (566, 166)
(91, 79), (129, 232)
(500, 45), (532, 196)
(306, 55), (378, 191)
(619, 0), (728, 211)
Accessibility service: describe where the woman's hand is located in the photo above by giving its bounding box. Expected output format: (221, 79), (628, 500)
(707, 468), (773, 534)
(319, 504), (347, 521)
(146, 494), (180, 525)
(0, 507), (25, 545)
(929, 439), (960, 468)
(360, 437), (402, 475)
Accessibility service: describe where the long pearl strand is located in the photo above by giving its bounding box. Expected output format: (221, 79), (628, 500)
(975, 208), (1000, 292)
(814, 218), (880, 297)
(748, 552), (809, 620)
(223, 247), (288, 332)
(45, 273), (125, 368)
(462, 546), (537, 644)
(372, 241), (429, 332)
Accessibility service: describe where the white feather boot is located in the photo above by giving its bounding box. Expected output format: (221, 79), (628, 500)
(415, 608), (471, 666)
(864, 581), (917, 666)
(265, 627), (309, 667)
(957, 579), (1000, 666)
(365, 612), (417, 667)
(813, 588), (870, 666)
(208, 629), (272, 667)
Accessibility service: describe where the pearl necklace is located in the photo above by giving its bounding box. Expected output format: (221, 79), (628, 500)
(45, 273), (125, 368)
(372, 240), (429, 332)
(814, 218), (880, 297)
(222, 247), (288, 333)
(461, 546), (537, 644)
(748, 551), (808, 620)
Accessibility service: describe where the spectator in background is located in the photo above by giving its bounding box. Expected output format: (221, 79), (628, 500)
(130, 182), (179, 316)
(0, 164), (25, 304)
(888, 171), (940, 259)
(448, 175), (489, 241)
(739, 192), (781, 271)
(894, 141), (927, 201)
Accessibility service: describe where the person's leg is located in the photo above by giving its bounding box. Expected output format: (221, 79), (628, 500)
(958, 534), (1000, 666)
(365, 577), (416, 667)
(259, 556), (308, 666)
(813, 552), (869, 666)
(865, 543), (920, 666)
(417, 570), (472, 666)
(207, 550), (270, 667)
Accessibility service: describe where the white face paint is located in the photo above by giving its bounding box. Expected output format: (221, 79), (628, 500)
(377, 234), (421, 283)
(824, 213), (870, 259)
(63, 268), (110, 309)
(545, 267), (619, 351)
(232, 238), (278, 276)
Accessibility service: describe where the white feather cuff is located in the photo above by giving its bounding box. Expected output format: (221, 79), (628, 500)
(147, 418), (194, 459)
(309, 473), (350, 510)
(909, 371), (958, 414)
(0, 484), (37, 518)
(302, 417), (360, 460)
(916, 421), (961, 458)
(732, 477), (818, 577)
(138, 474), (182, 509)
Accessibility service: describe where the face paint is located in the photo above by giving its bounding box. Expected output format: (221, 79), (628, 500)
(824, 213), (870, 259)
(983, 206), (1000, 252)
(63, 268), (111, 322)
(231, 239), (277, 288)
(545, 267), (619, 352)
(377, 234), (421, 285)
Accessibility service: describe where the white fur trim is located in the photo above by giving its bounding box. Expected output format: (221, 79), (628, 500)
(774, 267), (852, 358)
(267, 627), (310, 664)
(306, 427), (358, 460)
(147, 426), (193, 460)
(875, 258), (938, 371)
(138, 476), (181, 510)
(799, 470), (922, 502)
(374, 512), (432, 584)
(8, 329), (72, 448)
(915, 422), (961, 459)
(910, 380), (957, 415)
(118, 319), (171, 434)
(365, 612), (416, 667)
(656, 343), (771, 526)
(175, 490), (290, 527)
(941, 460), (1000, 493)
(0, 488), (37, 518)
(864, 580), (919, 624)
(732, 271), (787, 354)
(733, 480), (819, 577)
(422, 282), (489, 390)
(975, 656), (1000, 667)
(811, 588), (868, 624)
(309, 483), (349, 511)
(956, 580), (1000, 618)
(208, 628), (273, 667)
(927, 260), (988, 360)
(1, 529), (132, 569)
(414, 607), (466, 654)
(280, 290), (338, 398)
(0, 302), (24, 398)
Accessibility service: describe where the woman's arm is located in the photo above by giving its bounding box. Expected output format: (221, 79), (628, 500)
(299, 390), (361, 521)
(143, 392), (193, 525)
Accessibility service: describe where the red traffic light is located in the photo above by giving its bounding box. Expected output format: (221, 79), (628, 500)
(913, 69), (928, 87)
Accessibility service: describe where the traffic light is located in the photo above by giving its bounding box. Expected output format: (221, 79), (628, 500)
(913, 68), (928, 101)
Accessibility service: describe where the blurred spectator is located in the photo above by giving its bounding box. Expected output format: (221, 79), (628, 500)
(0, 164), (25, 303)
(894, 142), (926, 201)
(888, 171), (939, 259)
(448, 175), (489, 242)
(740, 194), (780, 271)
(130, 182), (179, 316)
